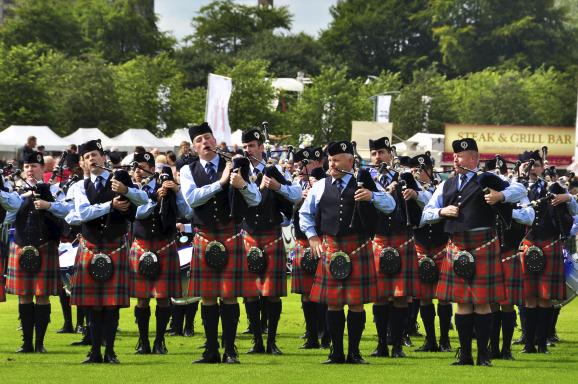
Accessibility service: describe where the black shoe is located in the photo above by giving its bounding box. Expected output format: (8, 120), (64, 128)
(439, 339), (452, 352)
(391, 345), (406, 358)
(476, 357), (492, 367)
(451, 348), (474, 366)
(262, 327), (268, 335)
(183, 327), (194, 337)
(75, 325), (85, 334)
(513, 334), (526, 345)
(242, 327), (252, 335)
(169, 330), (184, 337)
(408, 324), (423, 337)
(135, 338), (151, 355)
(402, 335), (412, 347)
(152, 339), (168, 354)
(537, 345), (550, 354)
(16, 343), (34, 353)
(371, 341), (389, 357)
(266, 342), (283, 355)
(322, 353), (345, 364)
(57, 324), (74, 334)
(193, 351), (221, 364)
(299, 339), (320, 349)
(415, 339), (439, 352)
(320, 334), (331, 349)
(222, 352), (240, 364)
(82, 350), (103, 364)
(301, 331), (309, 340)
(34, 344), (47, 353)
(549, 333), (560, 343)
(501, 349), (515, 360)
(71, 338), (91, 346)
(490, 349), (502, 359)
(346, 352), (369, 364)
(247, 341), (265, 354)
(104, 351), (120, 364)
(521, 345), (537, 353)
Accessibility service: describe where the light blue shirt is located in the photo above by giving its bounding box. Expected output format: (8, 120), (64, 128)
(135, 179), (192, 220)
(513, 196), (535, 225)
(421, 171), (527, 226)
(72, 170), (148, 223)
(179, 155), (261, 208)
(250, 162), (302, 203)
(299, 173), (396, 239)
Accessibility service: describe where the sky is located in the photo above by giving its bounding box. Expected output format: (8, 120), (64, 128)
(155, 0), (338, 42)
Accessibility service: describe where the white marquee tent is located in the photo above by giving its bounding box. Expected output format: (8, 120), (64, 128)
(109, 129), (173, 152)
(162, 128), (189, 148)
(0, 125), (70, 152)
(63, 128), (115, 148)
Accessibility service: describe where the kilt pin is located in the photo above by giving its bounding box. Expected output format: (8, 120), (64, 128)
(243, 228), (287, 297)
(129, 238), (182, 299)
(309, 234), (378, 307)
(6, 241), (60, 297)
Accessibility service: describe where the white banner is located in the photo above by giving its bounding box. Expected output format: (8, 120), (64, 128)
(205, 73), (233, 145)
(375, 95), (392, 123)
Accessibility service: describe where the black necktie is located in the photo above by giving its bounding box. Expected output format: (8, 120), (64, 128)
(459, 174), (468, 191)
(205, 162), (216, 182)
(335, 178), (344, 193)
(95, 175), (104, 194)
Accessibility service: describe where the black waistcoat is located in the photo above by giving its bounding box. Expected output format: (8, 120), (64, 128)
(190, 158), (233, 228)
(374, 185), (408, 236)
(316, 176), (365, 236)
(81, 176), (128, 244)
(14, 196), (60, 247)
(442, 174), (495, 233)
(133, 183), (178, 240)
(527, 181), (572, 241)
(244, 173), (283, 233)
(414, 221), (448, 249)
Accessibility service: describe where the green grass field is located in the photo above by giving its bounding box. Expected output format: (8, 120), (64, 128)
(0, 283), (576, 384)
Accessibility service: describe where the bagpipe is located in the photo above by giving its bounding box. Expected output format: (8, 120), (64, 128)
(93, 163), (137, 223)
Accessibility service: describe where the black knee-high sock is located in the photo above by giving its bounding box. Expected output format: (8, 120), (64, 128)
(524, 307), (538, 350)
(34, 303), (51, 348)
(420, 304), (436, 342)
(220, 303), (240, 355)
(171, 305), (185, 335)
(267, 301), (282, 345)
(135, 306), (151, 343)
(302, 301), (318, 342)
(155, 306), (170, 342)
(76, 307), (85, 328)
(327, 310), (345, 357)
(373, 304), (389, 344)
(391, 306), (408, 349)
(185, 301), (198, 331)
(245, 300), (263, 344)
(489, 310), (502, 354)
(437, 304), (452, 342)
(103, 308), (119, 354)
(407, 301), (420, 334)
(475, 313), (492, 360)
(455, 313), (474, 357)
(347, 311), (365, 356)
(501, 311), (516, 352)
(550, 307), (560, 338)
(260, 297), (268, 330)
(536, 307), (551, 349)
(89, 309), (103, 353)
(201, 304), (220, 354)
(318, 304), (328, 338)
(518, 306), (527, 335)
(18, 303), (35, 349)
(58, 289), (72, 327)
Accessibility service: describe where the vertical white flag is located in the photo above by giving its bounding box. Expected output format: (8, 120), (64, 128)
(376, 95), (392, 123)
(205, 73), (233, 145)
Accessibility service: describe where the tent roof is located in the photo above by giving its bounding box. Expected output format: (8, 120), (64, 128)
(63, 128), (115, 148)
(0, 125), (70, 151)
(162, 128), (190, 147)
(271, 78), (304, 93)
(109, 129), (172, 152)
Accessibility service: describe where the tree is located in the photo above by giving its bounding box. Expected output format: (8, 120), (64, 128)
(288, 67), (368, 143)
(0, 43), (51, 128)
(430, 0), (577, 75)
(320, 0), (439, 79)
(215, 59), (276, 132)
(0, 0), (85, 56)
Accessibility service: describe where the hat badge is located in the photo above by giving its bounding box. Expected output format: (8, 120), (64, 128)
(315, 150), (321, 158)
(96, 141), (103, 150)
(418, 156), (425, 164)
(460, 141), (468, 149)
(144, 154), (150, 161)
(254, 132), (260, 140)
(303, 151), (309, 158)
(497, 159), (503, 167)
(384, 139), (390, 146)
(340, 143), (347, 151)
(37, 154), (42, 162)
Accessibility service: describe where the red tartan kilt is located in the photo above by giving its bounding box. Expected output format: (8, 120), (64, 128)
(70, 238), (130, 307)
(415, 243), (446, 301)
(244, 229), (286, 297)
(436, 229), (506, 304)
(520, 238), (566, 300)
(291, 239), (315, 295)
(6, 242), (60, 296)
(499, 249), (523, 306)
(129, 238), (182, 299)
(0, 256), (5, 302)
(309, 234), (377, 307)
(373, 233), (420, 299)
(188, 224), (259, 299)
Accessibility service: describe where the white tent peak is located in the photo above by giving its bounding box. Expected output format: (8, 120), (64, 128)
(110, 128), (172, 152)
(63, 128), (114, 148)
(0, 125), (71, 151)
